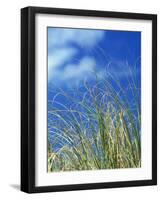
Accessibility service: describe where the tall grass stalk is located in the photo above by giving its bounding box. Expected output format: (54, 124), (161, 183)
(48, 65), (141, 172)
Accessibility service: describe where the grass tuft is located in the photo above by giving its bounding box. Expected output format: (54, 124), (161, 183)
(48, 65), (141, 172)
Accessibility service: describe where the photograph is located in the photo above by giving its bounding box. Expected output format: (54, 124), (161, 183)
(47, 27), (141, 172)
(21, 6), (157, 193)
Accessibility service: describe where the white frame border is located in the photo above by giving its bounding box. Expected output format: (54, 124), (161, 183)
(35, 14), (152, 187)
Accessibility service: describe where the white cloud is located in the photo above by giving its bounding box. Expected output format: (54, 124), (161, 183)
(49, 57), (97, 86)
(63, 57), (96, 80)
(48, 47), (78, 81)
(48, 28), (106, 86)
(105, 61), (139, 80)
(48, 28), (105, 48)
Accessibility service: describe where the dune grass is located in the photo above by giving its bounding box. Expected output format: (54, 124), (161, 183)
(48, 65), (141, 172)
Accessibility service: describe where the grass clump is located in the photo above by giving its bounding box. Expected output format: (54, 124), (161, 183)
(48, 65), (141, 172)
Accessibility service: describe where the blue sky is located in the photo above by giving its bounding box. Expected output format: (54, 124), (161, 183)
(47, 27), (141, 151)
(48, 27), (141, 110)
(48, 27), (141, 90)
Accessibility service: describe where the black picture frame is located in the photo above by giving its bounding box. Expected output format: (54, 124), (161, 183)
(21, 6), (157, 193)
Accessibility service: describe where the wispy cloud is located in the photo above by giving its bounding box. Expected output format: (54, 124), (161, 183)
(105, 61), (140, 80)
(48, 28), (105, 85)
(48, 28), (105, 48)
(49, 57), (97, 86)
(48, 47), (78, 82)
(62, 57), (96, 81)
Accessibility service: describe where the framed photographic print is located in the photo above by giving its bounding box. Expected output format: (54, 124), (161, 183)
(21, 6), (157, 193)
